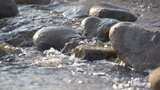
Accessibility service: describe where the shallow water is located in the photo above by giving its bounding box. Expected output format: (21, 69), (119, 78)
(0, 1), (151, 90)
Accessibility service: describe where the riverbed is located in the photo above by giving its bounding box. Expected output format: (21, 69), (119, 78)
(0, 0), (158, 90)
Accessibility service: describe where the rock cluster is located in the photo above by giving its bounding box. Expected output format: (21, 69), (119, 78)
(1, 0), (160, 72)
(81, 16), (119, 41)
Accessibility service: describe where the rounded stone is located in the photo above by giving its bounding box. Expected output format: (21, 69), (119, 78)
(81, 16), (101, 38)
(96, 18), (119, 42)
(81, 16), (119, 41)
(89, 5), (137, 22)
(109, 22), (160, 71)
(0, 0), (18, 18)
(33, 26), (81, 51)
(149, 67), (160, 90)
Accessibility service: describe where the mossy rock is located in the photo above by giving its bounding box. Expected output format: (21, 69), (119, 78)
(73, 44), (117, 60)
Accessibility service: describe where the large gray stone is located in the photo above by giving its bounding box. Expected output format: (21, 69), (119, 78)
(89, 5), (137, 22)
(81, 16), (119, 41)
(33, 26), (81, 51)
(0, 0), (18, 18)
(96, 18), (119, 42)
(109, 22), (160, 71)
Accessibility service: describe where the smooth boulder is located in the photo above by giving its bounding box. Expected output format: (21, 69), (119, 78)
(89, 5), (137, 22)
(33, 26), (81, 51)
(0, 0), (18, 18)
(15, 0), (50, 4)
(96, 18), (119, 42)
(81, 16), (119, 41)
(81, 16), (101, 38)
(109, 22), (160, 71)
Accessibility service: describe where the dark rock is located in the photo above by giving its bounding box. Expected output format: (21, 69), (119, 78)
(81, 16), (119, 41)
(81, 16), (101, 38)
(109, 22), (160, 71)
(73, 44), (117, 60)
(33, 26), (81, 51)
(5, 29), (36, 47)
(63, 5), (89, 19)
(15, 0), (51, 4)
(96, 18), (119, 42)
(149, 67), (160, 90)
(0, 0), (18, 18)
(89, 5), (137, 22)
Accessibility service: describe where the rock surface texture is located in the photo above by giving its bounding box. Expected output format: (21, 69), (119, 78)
(33, 26), (81, 51)
(89, 5), (137, 22)
(109, 22), (160, 71)
(0, 0), (18, 18)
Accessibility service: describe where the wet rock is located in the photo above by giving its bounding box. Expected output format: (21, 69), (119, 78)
(33, 26), (81, 51)
(81, 16), (101, 38)
(0, 43), (20, 57)
(81, 16), (119, 41)
(0, 20), (40, 47)
(5, 29), (37, 47)
(97, 18), (119, 42)
(73, 45), (117, 60)
(15, 0), (51, 4)
(0, 0), (18, 18)
(109, 22), (160, 71)
(63, 5), (89, 19)
(89, 5), (137, 22)
(149, 67), (160, 90)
